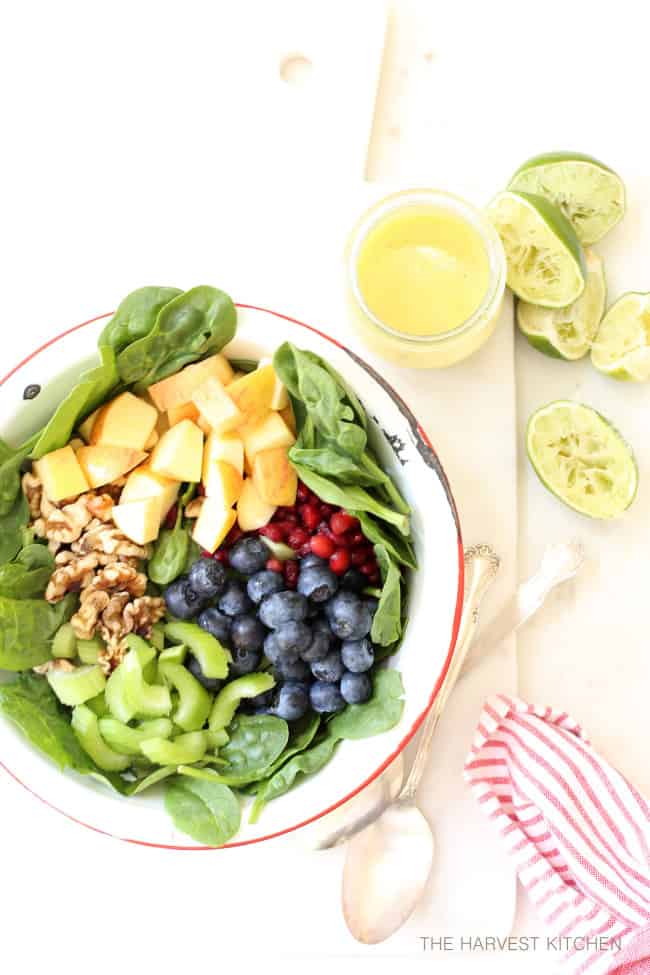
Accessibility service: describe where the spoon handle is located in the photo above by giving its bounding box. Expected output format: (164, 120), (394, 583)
(399, 544), (500, 802)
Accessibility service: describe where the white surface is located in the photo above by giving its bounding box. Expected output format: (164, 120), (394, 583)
(1, 2), (648, 974)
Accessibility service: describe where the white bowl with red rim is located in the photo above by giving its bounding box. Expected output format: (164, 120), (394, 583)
(0, 303), (463, 849)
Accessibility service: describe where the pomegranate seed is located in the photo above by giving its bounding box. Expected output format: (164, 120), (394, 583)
(350, 549), (368, 566)
(266, 557), (284, 573)
(259, 523), (287, 542)
(350, 532), (364, 546)
(297, 482), (312, 502)
(360, 561), (377, 577)
(200, 548), (213, 558)
(224, 525), (244, 548)
(164, 504), (178, 530)
(299, 503), (321, 531)
(368, 570), (381, 585)
(319, 503), (336, 518)
(299, 541), (313, 556)
(283, 559), (299, 589)
(330, 511), (357, 535)
(330, 531), (352, 549)
(287, 527), (310, 550)
(310, 534), (336, 559)
(214, 550), (229, 565)
(329, 549), (350, 574)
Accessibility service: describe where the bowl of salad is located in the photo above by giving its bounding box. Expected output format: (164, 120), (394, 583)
(0, 287), (463, 848)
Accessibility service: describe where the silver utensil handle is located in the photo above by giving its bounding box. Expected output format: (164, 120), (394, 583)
(399, 544), (500, 802)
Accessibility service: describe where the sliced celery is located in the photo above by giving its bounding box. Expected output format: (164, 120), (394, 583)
(71, 705), (130, 772)
(150, 622), (166, 652)
(140, 731), (208, 766)
(52, 623), (77, 660)
(159, 644), (187, 666)
(77, 636), (103, 664)
(207, 728), (229, 750)
(159, 661), (212, 732)
(99, 717), (173, 756)
(47, 665), (106, 707)
(164, 621), (230, 679)
(209, 673), (275, 731)
(86, 692), (110, 718)
(105, 639), (170, 723)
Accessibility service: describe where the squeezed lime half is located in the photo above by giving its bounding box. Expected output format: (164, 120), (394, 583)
(487, 190), (586, 308)
(527, 401), (637, 518)
(591, 292), (650, 381)
(508, 152), (626, 245)
(517, 249), (606, 359)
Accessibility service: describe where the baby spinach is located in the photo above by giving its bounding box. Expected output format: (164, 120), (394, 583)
(148, 505), (190, 586)
(370, 545), (402, 646)
(249, 734), (339, 823)
(0, 562), (52, 599)
(116, 286), (237, 386)
(125, 765), (176, 796)
(353, 511), (417, 570)
(0, 436), (36, 518)
(98, 286), (183, 354)
(291, 465), (410, 536)
(274, 343), (367, 458)
(164, 776), (241, 846)
(289, 446), (387, 487)
(207, 714), (289, 786)
(0, 492), (30, 565)
(328, 669), (404, 741)
(0, 592), (77, 670)
(15, 543), (54, 571)
(0, 673), (127, 792)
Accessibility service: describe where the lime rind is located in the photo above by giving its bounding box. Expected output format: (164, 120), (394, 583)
(517, 249), (606, 360)
(508, 152), (626, 245)
(526, 400), (638, 519)
(487, 190), (586, 308)
(591, 292), (650, 382)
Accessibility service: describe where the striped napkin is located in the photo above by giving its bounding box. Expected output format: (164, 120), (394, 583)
(464, 695), (650, 975)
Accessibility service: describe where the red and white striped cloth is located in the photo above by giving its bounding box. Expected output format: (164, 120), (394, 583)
(465, 695), (650, 975)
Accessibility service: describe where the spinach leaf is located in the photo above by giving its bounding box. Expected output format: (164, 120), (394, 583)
(148, 504), (190, 586)
(238, 713), (320, 795)
(98, 286), (183, 354)
(273, 343), (367, 458)
(227, 358), (258, 374)
(289, 446), (387, 487)
(249, 734), (339, 823)
(0, 592), (77, 670)
(353, 512), (417, 569)
(328, 669), (404, 741)
(125, 765), (176, 796)
(0, 491), (30, 564)
(370, 545), (402, 646)
(0, 436), (36, 518)
(0, 562), (52, 599)
(30, 346), (119, 460)
(0, 673), (127, 792)
(207, 714), (289, 786)
(164, 776), (241, 846)
(183, 538), (202, 575)
(116, 286), (237, 386)
(16, 543), (54, 571)
(292, 464), (410, 536)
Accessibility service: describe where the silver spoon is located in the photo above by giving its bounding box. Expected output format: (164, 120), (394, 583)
(341, 540), (585, 944)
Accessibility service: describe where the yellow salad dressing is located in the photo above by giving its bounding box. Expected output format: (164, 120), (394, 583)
(347, 191), (506, 368)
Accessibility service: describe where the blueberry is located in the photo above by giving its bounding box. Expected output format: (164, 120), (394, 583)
(247, 569), (284, 604)
(300, 553), (327, 570)
(240, 688), (275, 714)
(365, 597), (379, 616)
(272, 681), (310, 721)
(310, 680), (345, 714)
(341, 637), (374, 673)
(306, 601), (320, 620)
(301, 617), (333, 662)
(218, 580), (253, 617)
(188, 557), (227, 599)
(340, 671), (372, 705)
(297, 564), (339, 602)
(341, 568), (367, 593)
(275, 621), (312, 658)
(273, 657), (311, 681)
(229, 646), (262, 677)
(230, 614), (266, 653)
(259, 591), (308, 629)
(186, 654), (223, 692)
(310, 650), (345, 683)
(263, 631), (282, 664)
(197, 607), (231, 643)
(163, 578), (203, 619)
(228, 536), (269, 575)
(325, 591), (372, 640)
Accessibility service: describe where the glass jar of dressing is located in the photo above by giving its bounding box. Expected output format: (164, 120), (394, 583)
(346, 189), (507, 368)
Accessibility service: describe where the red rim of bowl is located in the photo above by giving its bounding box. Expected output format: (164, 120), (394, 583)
(0, 302), (465, 849)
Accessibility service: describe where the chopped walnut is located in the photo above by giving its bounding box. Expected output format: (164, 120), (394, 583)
(71, 521), (149, 560)
(33, 658), (76, 675)
(38, 497), (93, 546)
(124, 596), (166, 638)
(22, 472), (43, 519)
(98, 592), (131, 645)
(92, 562), (147, 598)
(71, 589), (110, 640)
(184, 498), (204, 519)
(85, 493), (115, 522)
(45, 553), (100, 602)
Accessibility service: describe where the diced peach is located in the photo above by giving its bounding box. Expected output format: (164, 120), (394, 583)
(120, 465), (179, 524)
(167, 402), (200, 427)
(78, 408), (100, 444)
(192, 500), (237, 553)
(259, 357), (289, 410)
(279, 403), (296, 435)
(226, 365), (276, 427)
(203, 460), (243, 507)
(76, 446), (147, 489)
(144, 430), (159, 450)
(203, 431), (244, 480)
(148, 354), (234, 411)
(112, 498), (160, 545)
(252, 447), (297, 506)
(150, 420), (203, 482)
(242, 412), (295, 466)
(90, 393), (158, 451)
(34, 446), (90, 502)
(196, 413), (213, 435)
(236, 478), (276, 531)
(191, 376), (243, 435)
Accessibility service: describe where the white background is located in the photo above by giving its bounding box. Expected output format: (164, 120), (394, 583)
(1, 2), (649, 973)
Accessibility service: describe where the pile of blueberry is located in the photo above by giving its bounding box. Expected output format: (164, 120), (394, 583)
(163, 536), (377, 722)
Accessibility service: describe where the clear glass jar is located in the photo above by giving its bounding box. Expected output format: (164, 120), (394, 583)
(345, 188), (507, 368)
